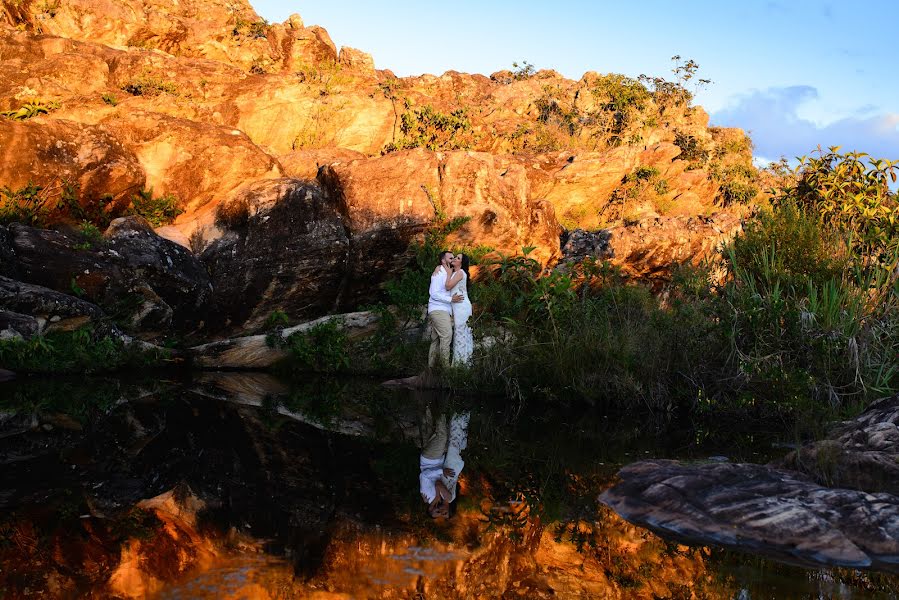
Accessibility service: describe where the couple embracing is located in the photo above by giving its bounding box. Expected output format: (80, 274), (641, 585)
(427, 250), (473, 367)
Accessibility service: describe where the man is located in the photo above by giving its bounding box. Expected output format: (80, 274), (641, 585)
(428, 250), (463, 368)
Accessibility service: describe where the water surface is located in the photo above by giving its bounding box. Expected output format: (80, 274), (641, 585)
(1, 371), (897, 598)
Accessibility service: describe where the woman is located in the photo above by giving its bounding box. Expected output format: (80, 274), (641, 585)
(444, 254), (473, 366)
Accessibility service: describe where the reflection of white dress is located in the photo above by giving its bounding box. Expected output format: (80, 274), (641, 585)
(440, 412), (470, 500)
(450, 271), (473, 366)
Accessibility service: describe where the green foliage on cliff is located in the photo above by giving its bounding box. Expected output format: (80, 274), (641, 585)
(1, 99), (60, 120)
(383, 103), (476, 153)
(129, 188), (183, 227)
(121, 73), (179, 97)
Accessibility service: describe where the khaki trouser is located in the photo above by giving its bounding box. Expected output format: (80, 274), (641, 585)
(428, 310), (453, 367)
(421, 410), (449, 459)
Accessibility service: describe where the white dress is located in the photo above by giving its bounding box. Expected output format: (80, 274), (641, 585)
(449, 271), (473, 366)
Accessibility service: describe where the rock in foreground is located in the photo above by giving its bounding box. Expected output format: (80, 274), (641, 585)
(600, 459), (899, 572)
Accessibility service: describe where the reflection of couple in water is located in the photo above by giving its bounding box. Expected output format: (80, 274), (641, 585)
(416, 398), (470, 519)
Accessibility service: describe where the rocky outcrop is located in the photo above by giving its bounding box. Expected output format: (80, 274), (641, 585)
(0, 118), (146, 215)
(600, 459), (899, 572)
(320, 149), (561, 267)
(0, 275), (105, 336)
(603, 212), (743, 283)
(778, 395), (899, 496)
(0, 2), (758, 336)
(0, 219), (211, 335)
(558, 229), (613, 265)
(200, 178), (349, 331)
(601, 396), (899, 572)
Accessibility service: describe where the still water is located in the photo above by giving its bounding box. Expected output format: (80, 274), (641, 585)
(1, 371), (897, 599)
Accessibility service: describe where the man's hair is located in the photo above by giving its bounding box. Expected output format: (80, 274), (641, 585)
(437, 250), (452, 263)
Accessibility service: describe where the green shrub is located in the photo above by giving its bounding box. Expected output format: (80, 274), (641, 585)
(129, 188), (183, 226)
(101, 93), (118, 106)
(590, 74), (650, 114)
(0, 182), (50, 225)
(784, 147), (899, 260)
(511, 60), (535, 80)
(282, 321), (351, 373)
(719, 180), (758, 205)
(383, 103), (475, 153)
(0, 326), (165, 373)
(1, 99), (60, 120)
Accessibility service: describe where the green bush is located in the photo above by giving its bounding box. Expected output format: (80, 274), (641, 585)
(121, 74), (178, 97)
(0, 326), (165, 373)
(129, 188), (183, 226)
(383, 103), (475, 153)
(281, 321), (351, 373)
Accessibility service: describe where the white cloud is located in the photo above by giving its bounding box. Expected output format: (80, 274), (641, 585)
(711, 86), (899, 161)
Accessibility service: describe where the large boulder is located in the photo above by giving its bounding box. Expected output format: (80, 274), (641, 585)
(601, 395), (899, 573)
(99, 110), (282, 214)
(201, 178), (350, 331)
(0, 275), (105, 336)
(600, 459), (899, 572)
(603, 212), (743, 284)
(778, 395), (899, 496)
(0, 220), (211, 335)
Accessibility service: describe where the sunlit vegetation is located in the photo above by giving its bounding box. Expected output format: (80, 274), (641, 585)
(383, 102), (477, 153)
(1, 98), (60, 120)
(121, 71), (179, 97)
(0, 181), (181, 228)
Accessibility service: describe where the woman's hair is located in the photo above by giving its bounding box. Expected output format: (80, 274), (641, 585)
(459, 254), (471, 291)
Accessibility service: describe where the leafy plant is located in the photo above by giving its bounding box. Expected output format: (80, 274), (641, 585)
(101, 92), (119, 106)
(784, 146), (899, 260)
(1, 99), (60, 120)
(383, 103), (476, 153)
(511, 60), (535, 80)
(129, 188), (183, 226)
(282, 321), (351, 373)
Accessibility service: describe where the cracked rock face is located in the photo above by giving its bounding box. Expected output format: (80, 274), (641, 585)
(600, 396), (899, 572)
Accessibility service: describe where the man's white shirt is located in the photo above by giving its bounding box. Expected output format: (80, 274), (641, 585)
(427, 265), (454, 314)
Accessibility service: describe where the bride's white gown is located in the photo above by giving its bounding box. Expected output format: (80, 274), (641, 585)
(450, 271), (473, 366)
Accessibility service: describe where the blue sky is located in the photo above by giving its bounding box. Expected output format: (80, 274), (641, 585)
(252, 1), (898, 164)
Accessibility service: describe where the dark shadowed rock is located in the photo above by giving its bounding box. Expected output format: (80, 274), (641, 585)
(0, 221), (211, 336)
(559, 228), (613, 265)
(0, 275), (105, 334)
(104, 216), (213, 332)
(201, 178), (350, 332)
(601, 398), (899, 573)
(777, 394), (899, 496)
(0, 310), (40, 339)
(600, 459), (899, 572)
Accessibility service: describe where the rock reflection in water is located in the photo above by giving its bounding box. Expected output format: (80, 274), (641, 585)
(1, 372), (898, 598)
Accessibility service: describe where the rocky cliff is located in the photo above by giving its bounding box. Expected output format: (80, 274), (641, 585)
(0, 0), (757, 336)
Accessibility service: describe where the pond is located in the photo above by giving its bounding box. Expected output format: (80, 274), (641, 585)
(1, 371), (897, 599)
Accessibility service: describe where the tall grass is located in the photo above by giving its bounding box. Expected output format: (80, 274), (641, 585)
(449, 202), (897, 430)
